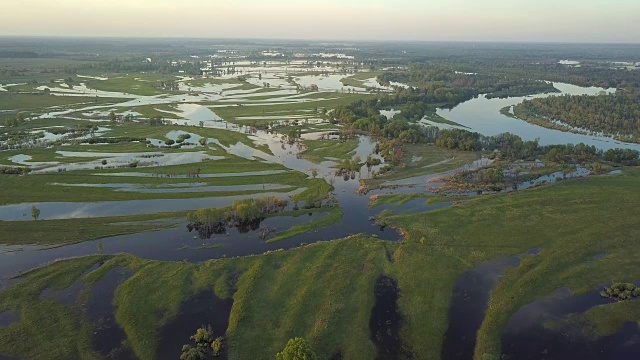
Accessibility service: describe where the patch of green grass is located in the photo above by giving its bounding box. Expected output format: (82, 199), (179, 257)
(0, 212), (183, 247)
(268, 206), (343, 243)
(369, 193), (431, 208)
(212, 93), (373, 123)
(340, 71), (383, 88)
(301, 139), (359, 164)
(0, 93), (123, 112)
(105, 123), (271, 153)
(548, 300), (640, 339)
(291, 178), (333, 206)
(0, 118), (98, 134)
(423, 111), (469, 128)
(0, 166), (305, 205)
(84, 74), (173, 96)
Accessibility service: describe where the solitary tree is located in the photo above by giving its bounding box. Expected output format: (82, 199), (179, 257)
(276, 338), (317, 360)
(31, 205), (41, 221)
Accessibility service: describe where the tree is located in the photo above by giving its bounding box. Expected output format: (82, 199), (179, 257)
(276, 338), (317, 360)
(180, 345), (206, 360)
(310, 169), (318, 179)
(211, 337), (224, 357)
(31, 205), (41, 220)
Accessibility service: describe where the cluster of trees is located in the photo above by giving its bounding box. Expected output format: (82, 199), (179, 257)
(335, 156), (362, 180)
(603, 148), (640, 164)
(477, 62), (640, 89)
(3, 113), (26, 128)
(0, 167), (29, 175)
(180, 326), (224, 360)
(600, 283), (640, 301)
(186, 197), (288, 238)
(176, 133), (192, 143)
(276, 337), (317, 360)
(516, 88), (640, 141)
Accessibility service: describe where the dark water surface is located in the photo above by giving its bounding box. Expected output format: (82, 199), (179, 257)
(86, 267), (136, 359)
(442, 256), (520, 360)
(370, 276), (403, 360)
(157, 290), (233, 360)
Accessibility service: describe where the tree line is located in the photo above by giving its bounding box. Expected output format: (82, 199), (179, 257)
(515, 87), (640, 142)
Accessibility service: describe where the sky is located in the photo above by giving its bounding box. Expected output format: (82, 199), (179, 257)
(1, 0), (639, 43)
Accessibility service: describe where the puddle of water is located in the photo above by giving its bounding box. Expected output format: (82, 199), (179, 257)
(370, 276), (403, 360)
(156, 290), (233, 360)
(39, 281), (86, 306)
(442, 256), (520, 360)
(38, 262), (101, 306)
(86, 267), (136, 359)
(0, 310), (19, 327)
(527, 247), (542, 255)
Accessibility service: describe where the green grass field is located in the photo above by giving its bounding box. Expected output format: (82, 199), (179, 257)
(2, 168), (637, 359)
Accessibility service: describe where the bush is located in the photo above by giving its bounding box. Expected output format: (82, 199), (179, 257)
(276, 338), (317, 360)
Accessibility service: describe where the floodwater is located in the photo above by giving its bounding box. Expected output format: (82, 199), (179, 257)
(442, 256), (520, 360)
(0, 189), (304, 221)
(157, 290), (233, 360)
(501, 287), (640, 359)
(87, 267), (136, 359)
(437, 82), (640, 151)
(0, 310), (19, 327)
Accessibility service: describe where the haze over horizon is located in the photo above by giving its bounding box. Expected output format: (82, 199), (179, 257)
(1, 0), (639, 43)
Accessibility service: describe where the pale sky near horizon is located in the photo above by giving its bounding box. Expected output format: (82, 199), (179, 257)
(1, 0), (639, 43)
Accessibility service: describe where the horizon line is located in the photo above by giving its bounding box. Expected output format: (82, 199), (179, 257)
(0, 35), (639, 46)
